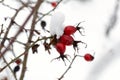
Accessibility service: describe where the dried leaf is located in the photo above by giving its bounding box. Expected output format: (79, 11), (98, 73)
(43, 41), (51, 54)
(32, 44), (40, 54)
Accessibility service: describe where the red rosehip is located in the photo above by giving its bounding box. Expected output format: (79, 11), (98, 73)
(64, 26), (77, 35)
(51, 2), (57, 7)
(15, 59), (21, 65)
(59, 35), (74, 46)
(64, 22), (85, 36)
(56, 43), (66, 55)
(84, 53), (94, 61)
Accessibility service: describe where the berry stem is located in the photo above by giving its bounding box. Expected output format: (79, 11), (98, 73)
(58, 55), (77, 80)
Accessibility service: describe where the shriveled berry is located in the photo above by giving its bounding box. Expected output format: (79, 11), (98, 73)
(56, 43), (66, 55)
(64, 26), (77, 35)
(84, 53), (94, 61)
(51, 2), (57, 7)
(59, 35), (74, 46)
(41, 20), (46, 29)
(14, 65), (20, 73)
(15, 59), (21, 65)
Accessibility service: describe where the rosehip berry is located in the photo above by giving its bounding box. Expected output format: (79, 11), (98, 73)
(51, 2), (57, 7)
(59, 35), (74, 46)
(84, 53), (94, 61)
(64, 22), (85, 36)
(64, 26), (77, 35)
(15, 59), (21, 65)
(56, 42), (66, 55)
(14, 65), (20, 73)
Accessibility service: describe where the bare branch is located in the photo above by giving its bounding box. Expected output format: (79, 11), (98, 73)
(0, 0), (43, 58)
(58, 55), (77, 80)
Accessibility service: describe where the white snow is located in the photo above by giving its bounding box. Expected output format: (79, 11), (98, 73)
(50, 12), (65, 38)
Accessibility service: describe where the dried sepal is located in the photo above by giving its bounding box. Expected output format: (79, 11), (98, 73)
(73, 41), (87, 52)
(32, 44), (40, 54)
(76, 21), (85, 36)
(51, 54), (70, 66)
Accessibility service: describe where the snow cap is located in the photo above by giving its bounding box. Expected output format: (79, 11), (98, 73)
(50, 12), (65, 39)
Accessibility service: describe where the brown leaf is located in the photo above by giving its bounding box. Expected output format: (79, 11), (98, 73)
(32, 44), (40, 54)
(43, 41), (51, 54)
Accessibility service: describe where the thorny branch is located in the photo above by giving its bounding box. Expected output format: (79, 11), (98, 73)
(0, 0), (43, 58)
(58, 55), (77, 80)
(0, 36), (52, 73)
(35, 0), (63, 23)
(19, 1), (43, 79)
(58, 54), (82, 80)
(2, 56), (17, 80)
(0, 6), (24, 50)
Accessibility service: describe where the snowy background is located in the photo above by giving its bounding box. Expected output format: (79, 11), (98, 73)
(0, 0), (120, 80)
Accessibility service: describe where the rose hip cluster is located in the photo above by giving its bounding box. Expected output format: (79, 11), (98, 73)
(54, 24), (94, 63)
(55, 26), (76, 55)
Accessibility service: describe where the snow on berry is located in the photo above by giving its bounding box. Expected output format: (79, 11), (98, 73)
(50, 12), (65, 39)
(56, 24), (65, 39)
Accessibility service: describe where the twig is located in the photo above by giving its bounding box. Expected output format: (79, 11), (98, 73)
(35, 0), (63, 24)
(0, 6), (24, 51)
(0, 0), (43, 58)
(58, 55), (77, 80)
(19, 0), (43, 80)
(0, 52), (26, 72)
(1, 2), (17, 11)
(0, 37), (26, 45)
(0, 36), (51, 73)
(2, 56), (17, 80)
